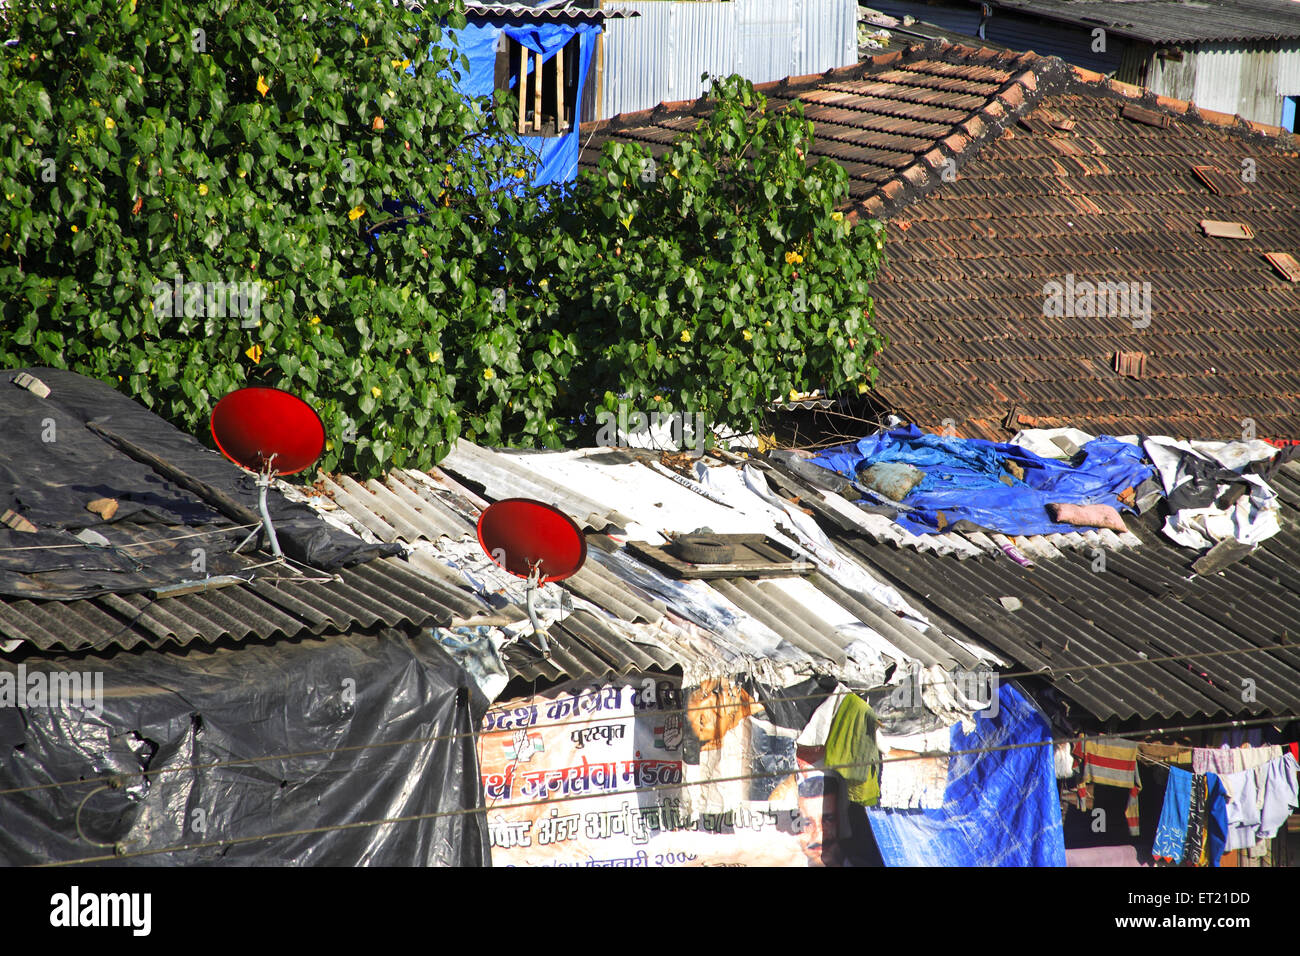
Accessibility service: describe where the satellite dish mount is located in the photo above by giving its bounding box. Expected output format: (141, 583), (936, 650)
(210, 387), (326, 560)
(477, 498), (588, 658)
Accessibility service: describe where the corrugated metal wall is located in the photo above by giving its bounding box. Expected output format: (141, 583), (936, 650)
(1147, 41), (1300, 128)
(596, 0), (857, 118)
(1191, 45), (1246, 116)
(852, 1), (1300, 129)
(1280, 43), (1300, 93)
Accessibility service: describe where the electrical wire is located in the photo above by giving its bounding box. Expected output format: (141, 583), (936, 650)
(0, 523), (263, 554)
(34, 712), (1300, 867)
(1, 660), (1293, 802)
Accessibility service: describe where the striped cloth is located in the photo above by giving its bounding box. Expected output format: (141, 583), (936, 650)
(1075, 738), (1142, 836)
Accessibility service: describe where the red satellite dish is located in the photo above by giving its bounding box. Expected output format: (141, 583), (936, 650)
(210, 387), (325, 476)
(477, 498), (587, 584)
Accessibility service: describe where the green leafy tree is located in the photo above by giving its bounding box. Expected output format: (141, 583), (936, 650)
(1, 0), (541, 473)
(1, 1), (886, 477)
(516, 74), (887, 445)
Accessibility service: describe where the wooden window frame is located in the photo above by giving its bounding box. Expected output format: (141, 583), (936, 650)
(493, 34), (578, 138)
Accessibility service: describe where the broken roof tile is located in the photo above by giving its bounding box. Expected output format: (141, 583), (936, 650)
(1264, 252), (1300, 282)
(1201, 219), (1255, 240)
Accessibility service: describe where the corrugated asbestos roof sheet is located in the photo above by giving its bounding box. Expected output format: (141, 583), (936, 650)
(0, 555), (485, 655)
(310, 468), (480, 543)
(581, 40), (1300, 444)
(364, 439), (1300, 721)
(463, 1), (634, 20)
(981, 0), (1300, 44)
(501, 608), (681, 684)
(836, 461), (1300, 721)
(316, 442), (1002, 687)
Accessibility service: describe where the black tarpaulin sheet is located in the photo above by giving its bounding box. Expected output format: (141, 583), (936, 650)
(0, 630), (490, 866)
(0, 367), (394, 600)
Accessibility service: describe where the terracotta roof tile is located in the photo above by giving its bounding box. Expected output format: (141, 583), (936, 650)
(579, 41), (1300, 441)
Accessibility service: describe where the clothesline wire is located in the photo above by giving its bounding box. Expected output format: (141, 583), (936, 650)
(0, 522), (263, 553)
(31, 713), (1299, 868)
(1, 660), (1292, 804)
(1, 654), (1296, 801)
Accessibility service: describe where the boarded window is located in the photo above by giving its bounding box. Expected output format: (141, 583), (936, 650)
(494, 35), (579, 138)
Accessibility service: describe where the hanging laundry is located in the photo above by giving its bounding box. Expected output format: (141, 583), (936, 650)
(1073, 738), (1142, 835)
(824, 692), (881, 806)
(1154, 767), (1193, 863)
(1192, 743), (1282, 775)
(1065, 845), (1150, 867)
(1183, 773), (1208, 864)
(1054, 742), (1075, 779)
(1154, 767), (1229, 867)
(795, 683), (850, 749)
(1206, 775), (1229, 866)
(1221, 753), (1300, 851)
(1221, 766), (1263, 852)
(1139, 742), (1193, 766)
(866, 684), (1066, 866)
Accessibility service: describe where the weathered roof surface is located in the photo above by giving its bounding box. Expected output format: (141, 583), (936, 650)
(0, 554), (484, 655)
(0, 368), (492, 656)
(462, 1), (634, 20)
(581, 45), (1044, 203)
(329, 440), (1300, 722)
(579, 41), (1300, 443)
(838, 459), (1300, 721)
(978, 0), (1300, 44)
(317, 442), (1002, 688)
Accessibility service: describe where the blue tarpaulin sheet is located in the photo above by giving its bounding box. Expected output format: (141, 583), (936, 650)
(433, 20), (599, 186)
(809, 424), (1153, 536)
(866, 683), (1066, 866)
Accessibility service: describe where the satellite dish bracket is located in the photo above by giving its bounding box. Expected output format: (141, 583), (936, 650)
(254, 454), (284, 559)
(210, 387), (325, 562)
(476, 498), (587, 661)
(523, 561), (550, 657)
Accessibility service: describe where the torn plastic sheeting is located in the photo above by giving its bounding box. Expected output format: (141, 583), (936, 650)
(809, 425), (1153, 537)
(1009, 427), (1102, 461)
(436, 624), (511, 702)
(865, 682), (1066, 867)
(0, 368), (395, 600)
(586, 546), (793, 663)
(0, 630), (489, 865)
(1143, 437), (1281, 549)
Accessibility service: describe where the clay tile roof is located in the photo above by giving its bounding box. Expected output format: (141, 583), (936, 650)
(579, 40), (1300, 444)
